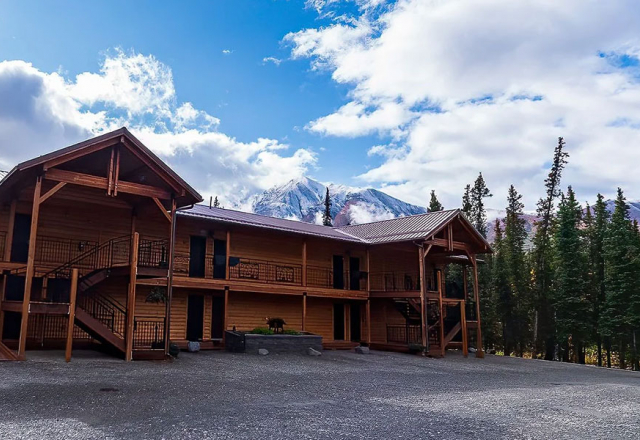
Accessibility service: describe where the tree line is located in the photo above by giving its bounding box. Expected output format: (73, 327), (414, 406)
(430, 138), (640, 369)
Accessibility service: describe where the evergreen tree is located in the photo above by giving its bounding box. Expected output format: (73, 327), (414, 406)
(470, 173), (492, 237)
(601, 188), (635, 369)
(492, 219), (512, 354)
(322, 187), (333, 226)
(429, 190), (444, 212)
(503, 185), (530, 356)
(213, 196), (220, 208)
(531, 137), (569, 360)
(553, 187), (589, 363)
(630, 221), (640, 370)
(462, 184), (472, 216)
(585, 194), (609, 366)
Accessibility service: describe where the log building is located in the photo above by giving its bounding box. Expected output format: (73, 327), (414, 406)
(0, 128), (491, 361)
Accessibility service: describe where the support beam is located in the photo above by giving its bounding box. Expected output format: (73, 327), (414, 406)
(152, 197), (171, 222)
(418, 246), (427, 349)
(471, 256), (484, 358)
(366, 298), (371, 345)
(223, 286), (229, 343)
(113, 146), (121, 196)
(164, 199), (177, 356)
(18, 175), (42, 360)
(0, 275), (7, 341)
(366, 248), (371, 292)
(461, 300), (468, 357)
(302, 241), (307, 287)
(43, 137), (120, 170)
(39, 182), (66, 205)
(225, 231), (231, 280)
(4, 199), (16, 261)
(302, 293), (307, 331)
(424, 237), (470, 252)
(462, 266), (468, 301)
(125, 232), (140, 361)
(437, 269), (445, 357)
(65, 269), (78, 362)
(107, 147), (115, 196)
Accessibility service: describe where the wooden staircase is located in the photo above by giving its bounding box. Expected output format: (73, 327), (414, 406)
(0, 341), (18, 361)
(74, 306), (125, 355)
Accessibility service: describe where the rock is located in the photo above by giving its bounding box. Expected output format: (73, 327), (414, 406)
(355, 346), (370, 354)
(307, 347), (321, 356)
(468, 347), (477, 353)
(187, 341), (200, 353)
(258, 348), (269, 356)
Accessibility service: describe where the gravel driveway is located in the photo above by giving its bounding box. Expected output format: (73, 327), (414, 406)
(1, 349), (639, 439)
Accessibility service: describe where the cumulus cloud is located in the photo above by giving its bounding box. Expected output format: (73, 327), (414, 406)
(347, 202), (396, 224)
(287, 0), (640, 209)
(0, 50), (315, 206)
(262, 57), (282, 66)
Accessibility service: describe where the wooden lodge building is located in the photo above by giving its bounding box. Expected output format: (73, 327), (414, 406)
(0, 128), (491, 362)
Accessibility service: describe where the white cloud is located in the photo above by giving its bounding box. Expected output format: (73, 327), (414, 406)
(287, 0), (640, 209)
(0, 51), (316, 206)
(262, 57), (282, 66)
(347, 202), (395, 224)
(222, 49), (233, 55)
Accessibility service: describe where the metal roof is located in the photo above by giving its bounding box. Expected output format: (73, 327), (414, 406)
(338, 209), (461, 244)
(178, 206), (486, 247)
(179, 205), (366, 243)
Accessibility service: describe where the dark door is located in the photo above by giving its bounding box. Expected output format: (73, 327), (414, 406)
(332, 255), (344, 289)
(189, 236), (206, 278)
(349, 257), (360, 290)
(10, 214), (31, 262)
(186, 295), (204, 341)
(211, 296), (225, 339)
(333, 303), (345, 340)
(350, 303), (361, 342)
(213, 239), (227, 279)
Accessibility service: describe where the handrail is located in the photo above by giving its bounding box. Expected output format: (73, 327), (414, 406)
(229, 257), (303, 285)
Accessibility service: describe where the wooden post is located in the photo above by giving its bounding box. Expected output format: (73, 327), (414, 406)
(222, 286), (229, 343)
(472, 256), (484, 358)
(366, 248), (370, 292)
(164, 199), (176, 356)
(4, 199), (16, 262)
(18, 176), (42, 360)
(437, 269), (445, 357)
(461, 300), (468, 357)
(302, 240), (307, 287)
(462, 266), (468, 301)
(125, 232), (140, 361)
(65, 269), (78, 362)
(0, 275), (7, 341)
(418, 246), (427, 349)
(302, 293), (307, 332)
(225, 231), (231, 280)
(366, 298), (371, 345)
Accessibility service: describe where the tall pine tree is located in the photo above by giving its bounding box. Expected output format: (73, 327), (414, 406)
(532, 137), (569, 360)
(492, 219), (512, 354)
(462, 184), (472, 216)
(322, 187), (333, 226)
(470, 173), (492, 237)
(428, 190), (444, 212)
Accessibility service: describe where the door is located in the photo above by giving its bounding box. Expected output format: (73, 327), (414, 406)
(333, 303), (345, 340)
(211, 296), (225, 339)
(332, 255), (344, 289)
(189, 236), (206, 278)
(186, 295), (204, 341)
(349, 257), (360, 290)
(350, 303), (361, 342)
(213, 239), (227, 279)
(10, 214), (31, 262)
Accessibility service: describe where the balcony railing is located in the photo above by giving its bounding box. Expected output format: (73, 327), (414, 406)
(133, 316), (166, 349)
(306, 266), (367, 291)
(387, 324), (422, 345)
(369, 271), (437, 292)
(138, 237), (169, 269)
(229, 257), (303, 286)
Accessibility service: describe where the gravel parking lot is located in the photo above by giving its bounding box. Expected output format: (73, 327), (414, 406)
(1, 349), (639, 439)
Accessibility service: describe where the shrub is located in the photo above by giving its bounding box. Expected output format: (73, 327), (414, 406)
(249, 327), (274, 335)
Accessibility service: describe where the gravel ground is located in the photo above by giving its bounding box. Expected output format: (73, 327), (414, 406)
(1, 349), (639, 439)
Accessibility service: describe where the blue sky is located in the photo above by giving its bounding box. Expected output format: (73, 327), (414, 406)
(0, 0), (381, 185)
(2, 0), (640, 212)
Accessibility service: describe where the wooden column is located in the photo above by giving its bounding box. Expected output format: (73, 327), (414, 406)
(418, 246), (427, 349)
(18, 176), (42, 360)
(302, 293), (307, 332)
(222, 286), (229, 343)
(366, 299), (371, 345)
(437, 269), (445, 357)
(4, 199), (16, 262)
(125, 232), (140, 361)
(225, 231), (231, 280)
(65, 269), (78, 362)
(366, 248), (370, 292)
(462, 266), (468, 301)
(302, 240), (307, 287)
(460, 300), (468, 357)
(164, 199), (176, 355)
(472, 256), (484, 358)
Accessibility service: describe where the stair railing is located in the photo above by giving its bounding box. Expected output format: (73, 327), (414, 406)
(76, 292), (126, 338)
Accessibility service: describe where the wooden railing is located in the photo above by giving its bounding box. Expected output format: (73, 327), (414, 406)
(387, 324), (422, 345)
(229, 257), (303, 286)
(369, 271), (437, 292)
(133, 316), (165, 349)
(306, 266), (367, 291)
(138, 237), (169, 269)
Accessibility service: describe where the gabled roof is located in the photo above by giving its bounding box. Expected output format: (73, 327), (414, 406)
(0, 127), (202, 206)
(338, 209), (461, 244)
(179, 205), (492, 251)
(179, 205), (366, 243)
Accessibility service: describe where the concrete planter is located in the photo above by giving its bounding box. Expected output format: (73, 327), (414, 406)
(225, 331), (323, 355)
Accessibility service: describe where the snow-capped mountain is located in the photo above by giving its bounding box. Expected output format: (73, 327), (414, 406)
(249, 176), (427, 226)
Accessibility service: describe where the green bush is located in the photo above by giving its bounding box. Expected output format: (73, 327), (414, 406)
(248, 327), (274, 335)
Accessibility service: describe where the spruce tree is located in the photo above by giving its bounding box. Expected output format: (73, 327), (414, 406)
(470, 173), (492, 237)
(213, 196), (220, 208)
(601, 188), (635, 369)
(322, 187), (333, 226)
(553, 187), (589, 363)
(462, 184), (472, 216)
(532, 137), (569, 359)
(492, 219), (512, 355)
(503, 185), (530, 356)
(428, 190), (444, 212)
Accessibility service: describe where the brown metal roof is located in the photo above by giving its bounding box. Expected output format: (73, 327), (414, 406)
(179, 205), (366, 243)
(0, 127), (202, 206)
(338, 209), (461, 244)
